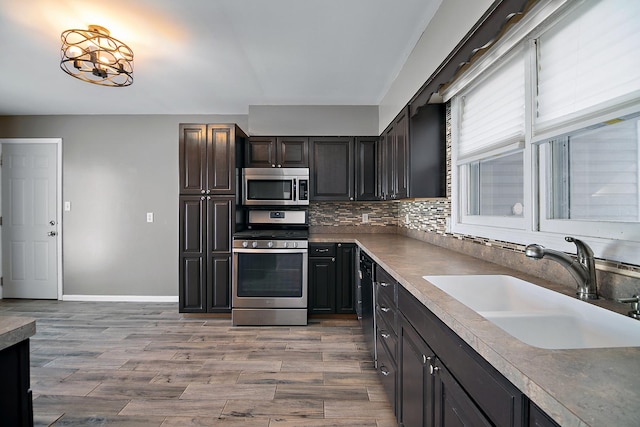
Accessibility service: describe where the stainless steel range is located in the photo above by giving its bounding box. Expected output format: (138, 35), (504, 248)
(232, 209), (308, 326)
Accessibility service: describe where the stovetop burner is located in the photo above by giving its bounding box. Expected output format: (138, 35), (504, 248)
(233, 229), (309, 240)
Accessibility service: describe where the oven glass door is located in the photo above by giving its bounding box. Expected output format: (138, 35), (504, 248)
(244, 178), (295, 204)
(233, 248), (308, 308)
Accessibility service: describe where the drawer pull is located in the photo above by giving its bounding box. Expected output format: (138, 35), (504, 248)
(317, 248), (329, 253)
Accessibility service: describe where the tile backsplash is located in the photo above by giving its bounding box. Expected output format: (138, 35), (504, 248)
(309, 201), (396, 227)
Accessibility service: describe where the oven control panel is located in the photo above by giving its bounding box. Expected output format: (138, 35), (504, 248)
(233, 240), (308, 249)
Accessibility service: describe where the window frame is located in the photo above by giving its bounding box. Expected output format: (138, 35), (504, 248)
(444, 0), (640, 265)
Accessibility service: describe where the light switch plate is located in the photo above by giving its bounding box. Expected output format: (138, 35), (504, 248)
(64, 201), (71, 211)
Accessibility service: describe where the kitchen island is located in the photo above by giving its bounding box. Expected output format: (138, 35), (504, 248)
(0, 315), (35, 426)
(311, 233), (640, 427)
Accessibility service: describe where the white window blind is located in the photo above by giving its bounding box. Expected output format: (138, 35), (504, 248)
(548, 118), (640, 222)
(457, 48), (525, 163)
(536, 0), (640, 128)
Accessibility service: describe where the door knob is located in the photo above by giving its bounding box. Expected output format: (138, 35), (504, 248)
(48, 231), (57, 237)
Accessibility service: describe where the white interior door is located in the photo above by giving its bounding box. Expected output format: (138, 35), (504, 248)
(2, 143), (58, 299)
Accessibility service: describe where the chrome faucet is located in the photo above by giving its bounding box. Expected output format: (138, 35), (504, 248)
(525, 236), (598, 300)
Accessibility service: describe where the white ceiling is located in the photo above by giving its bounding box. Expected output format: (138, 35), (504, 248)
(0, 0), (442, 115)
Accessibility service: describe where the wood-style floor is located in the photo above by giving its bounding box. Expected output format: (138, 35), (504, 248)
(0, 300), (396, 426)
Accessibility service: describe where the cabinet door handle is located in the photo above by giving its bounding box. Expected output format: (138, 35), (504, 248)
(380, 306), (391, 313)
(380, 282), (390, 287)
(380, 366), (390, 376)
(381, 331), (390, 339)
(331, 258), (335, 262)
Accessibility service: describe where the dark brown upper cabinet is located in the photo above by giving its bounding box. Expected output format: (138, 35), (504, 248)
(377, 104), (445, 200)
(379, 107), (409, 200)
(355, 137), (379, 201)
(245, 136), (309, 168)
(408, 103), (446, 198)
(179, 124), (246, 195)
(309, 137), (355, 201)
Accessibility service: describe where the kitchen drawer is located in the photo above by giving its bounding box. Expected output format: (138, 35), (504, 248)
(309, 243), (336, 257)
(376, 267), (397, 305)
(376, 335), (397, 416)
(377, 316), (397, 364)
(376, 291), (397, 335)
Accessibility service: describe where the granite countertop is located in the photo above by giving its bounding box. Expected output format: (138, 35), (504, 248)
(0, 316), (36, 352)
(310, 233), (640, 427)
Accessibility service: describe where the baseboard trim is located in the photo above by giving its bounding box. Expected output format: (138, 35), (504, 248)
(62, 295), (179, 303)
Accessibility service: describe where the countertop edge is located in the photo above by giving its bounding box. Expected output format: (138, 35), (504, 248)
(0, 316), (36, 352)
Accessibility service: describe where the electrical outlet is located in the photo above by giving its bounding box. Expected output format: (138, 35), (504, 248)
(146, 212), (154, 223)
(445, 217), (451, 233)
(405, 213), (410, 224)
(362, 213), (369, 223)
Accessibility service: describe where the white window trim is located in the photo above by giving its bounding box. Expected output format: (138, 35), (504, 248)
(449, 0), (640, 266)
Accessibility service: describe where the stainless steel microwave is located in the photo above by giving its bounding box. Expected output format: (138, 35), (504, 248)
(242, 168), (309, 206)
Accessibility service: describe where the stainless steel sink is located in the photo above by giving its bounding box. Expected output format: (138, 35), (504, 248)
(423, 275), (640, 349)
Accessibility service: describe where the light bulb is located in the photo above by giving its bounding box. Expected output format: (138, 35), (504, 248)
(66, 45), (82, 58)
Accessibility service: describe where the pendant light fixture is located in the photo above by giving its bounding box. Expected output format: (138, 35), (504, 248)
(60, 25), (134, 87)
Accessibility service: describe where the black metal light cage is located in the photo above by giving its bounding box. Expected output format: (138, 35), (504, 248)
(60, 25), (134, 87)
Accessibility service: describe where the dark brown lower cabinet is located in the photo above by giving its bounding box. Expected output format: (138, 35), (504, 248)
(398, 284), (525, 427)
(529, 402), (561, 427)
(434, 358), (492, 426)
(401, 322), (493, 427)
(308, 253), (336, 315)
(308, 243), (356, 314)
(366, 265), (566, 427)
(400, 319), (434, 427)
(179, 195), (233, 313)
(0, 339), (33, 427)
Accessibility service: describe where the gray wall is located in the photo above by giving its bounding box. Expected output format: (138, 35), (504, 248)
(378, 0), (494, 132)
(0, 109), (378, 297)
(0, 114), (246, 297)
(248, 105), (379, 136)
